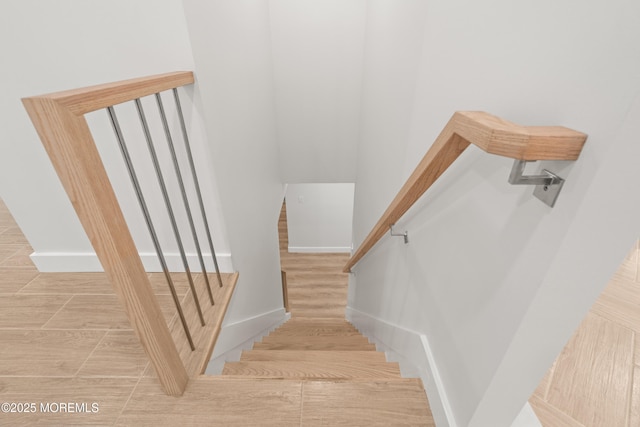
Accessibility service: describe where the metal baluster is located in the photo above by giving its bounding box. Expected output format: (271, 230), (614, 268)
(134, 98), (205, 326)
(107, 106), (195, 351)
(173, 88), (224, 288)
(155, 93), (214, 306)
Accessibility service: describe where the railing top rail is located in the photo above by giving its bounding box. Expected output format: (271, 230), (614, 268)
(343, 111), (587, 273)
(24, 71), (194, 115)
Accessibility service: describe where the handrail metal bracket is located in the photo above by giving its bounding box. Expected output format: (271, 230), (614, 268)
(390, 224), (409, 244)
(508, 160), (565, 208)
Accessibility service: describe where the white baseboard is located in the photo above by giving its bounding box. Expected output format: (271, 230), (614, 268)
(204, 308), (290, 375)
(30, 251), (234, 273)
(346, 307), (540, 427)
(288, 246), (351, 253)
(347, 306), (455, 427)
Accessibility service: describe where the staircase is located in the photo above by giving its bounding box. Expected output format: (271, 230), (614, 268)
(214, 204), (434, 424)
(223, 318), (400, 379)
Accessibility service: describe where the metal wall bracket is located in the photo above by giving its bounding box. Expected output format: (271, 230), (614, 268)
(390, 224), (409, 244)
(508, 160), (565, 208)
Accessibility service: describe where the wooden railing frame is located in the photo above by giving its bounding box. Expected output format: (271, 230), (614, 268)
(344, 111), (588, 273)
(22, 72), (195, 396)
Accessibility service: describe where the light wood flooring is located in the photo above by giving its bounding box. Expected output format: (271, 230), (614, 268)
(530, 241), (640, 426)
(0, 198), (237, 426)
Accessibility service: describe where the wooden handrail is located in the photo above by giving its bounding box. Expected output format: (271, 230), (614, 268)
(22, 72), (194, 396)
(31, 71), (194, 115)
(343, 111), (587, 273)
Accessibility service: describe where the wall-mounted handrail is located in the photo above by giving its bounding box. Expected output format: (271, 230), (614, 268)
(343, 111), (587, 273)
(21, 72), (202, 397)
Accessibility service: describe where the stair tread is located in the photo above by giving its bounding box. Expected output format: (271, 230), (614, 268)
(289, 292), (347, 308)
(261, 334), (369, 344)
(265, 326), (361, 336)
(197, 375), (423, 384)
(222, 360), (401, 379)
(253, 340), (376, 351)
(279, 318), (357, 326)
(281, 253), (349, 268)
(240, 350), (387, 363)
(286, 282), (347, 290)
(288, 290), (347, 300)
(300, 378), (434, 425)
(284, 271), (348, 278)
(288, 309), (346, 319)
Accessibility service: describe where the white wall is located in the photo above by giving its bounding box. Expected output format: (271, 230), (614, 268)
(285, 183), (354, 253)
(0, 0), (232, 273)
(351, 0), (430, 246)
(181, 0), (285, 324)
(350, 0), (640, 426)
(269, 0), (366, 183)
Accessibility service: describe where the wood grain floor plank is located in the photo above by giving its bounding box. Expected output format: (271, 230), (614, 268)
(117, 377), (302, 426)
(0, 269), (39, 293)
(0, 294), (71, 328)
(0, 330), (105, 376)
(591, 273), (640, 332)
(19, 272), (117, 294)
(43, 294), (176, 330)
(0, 377), (137, 426)
(546, 313), (633, 427)
(0, 216), (15, 227)
(0, 246), (36, 270)
(76, 331), (149, 378)
(0, 245), (23, 264)
(18, 272), (198, 297)
(222, 360), (400, 379)
(300, 379), (434, 426)
(0, 226), (30, 246)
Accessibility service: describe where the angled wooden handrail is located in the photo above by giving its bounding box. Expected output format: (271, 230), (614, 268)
(343, 111), (587, 273)
(22, 72), (194, 396)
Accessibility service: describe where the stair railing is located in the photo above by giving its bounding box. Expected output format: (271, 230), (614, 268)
(344, 111), (588, 273)
(22, 72), (224, 396)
